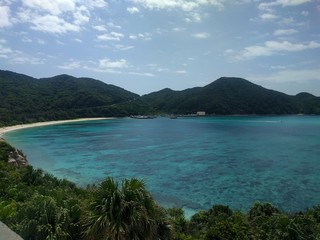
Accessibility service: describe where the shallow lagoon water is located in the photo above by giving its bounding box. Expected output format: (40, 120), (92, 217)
(4, 116), (320, 215)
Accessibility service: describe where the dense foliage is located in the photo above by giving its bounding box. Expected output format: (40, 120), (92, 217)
(1, 141), (320, 239)
(0, 70), (140, 126)
(140, 77), (320, 115)
(2, 70), (320, 126)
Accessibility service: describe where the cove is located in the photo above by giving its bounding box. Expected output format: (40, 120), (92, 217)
(4, 116), (320, 215)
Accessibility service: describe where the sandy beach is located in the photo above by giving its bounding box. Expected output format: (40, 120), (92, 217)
(0, 118), (112, 136)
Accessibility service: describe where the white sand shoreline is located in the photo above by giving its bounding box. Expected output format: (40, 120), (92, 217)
(0, 118), (112, 136)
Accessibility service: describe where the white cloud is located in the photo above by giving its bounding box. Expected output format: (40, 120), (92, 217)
(276, 0), (311, 6)
(30, 14), (80, 34)
(129, 71), (155, 77)
(129, 32), (152, 41)
(260, 13), (278, 21)
(73, 6), (90, 25)
(10, 56), (45, 64)
(0, 5), (11, 27)
(97, 32), (124, 41)
(0, 43), (12, 58)
(58, 60), (81, 69)
(132, 0), (224, 11)
(176, 70), (187, 74)
(107, 22), (121, 29)
(21, 0), (76, 15)
(192, 32), (210, 39)
(16, 0), (107, 34)
(85, 0), (107, 8)
(259, 0), (311, 10)
(274, 28), (298, 36)
(93, 25), (107, 31)
(74, 38), (82, 43)
(301, 10), (309, 16)
(172, 27), (186, 32)
(254, 68), (320, 84)
(99, 58), (128, 69)
(280, 17), (295, 25)
(114, 44), (134, 51)
(59, 58), (129, 72)
(237, 40), (320, 59)
(127, 6), (140, 14)
(185, 12), (205, 23)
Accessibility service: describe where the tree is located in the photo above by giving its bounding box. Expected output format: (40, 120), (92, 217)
(84, 177), (165, 240)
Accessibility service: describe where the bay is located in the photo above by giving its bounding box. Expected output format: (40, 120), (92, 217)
(4, 116), (320, 215)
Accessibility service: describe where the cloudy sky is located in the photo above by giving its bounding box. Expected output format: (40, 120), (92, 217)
(1, 0), (319, 95)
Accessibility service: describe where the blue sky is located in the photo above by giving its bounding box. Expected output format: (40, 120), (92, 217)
(1, 0), (319, 96)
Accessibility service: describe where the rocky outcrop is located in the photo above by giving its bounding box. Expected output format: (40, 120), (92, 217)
(8, 149), (28, 167)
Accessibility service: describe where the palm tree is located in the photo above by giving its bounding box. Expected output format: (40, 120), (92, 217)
(84, 177), (163, 240)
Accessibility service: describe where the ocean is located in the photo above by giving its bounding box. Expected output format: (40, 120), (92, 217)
(4, 116), (320, 216)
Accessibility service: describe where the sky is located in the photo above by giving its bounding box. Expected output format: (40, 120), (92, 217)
(1, 0), (320, 96)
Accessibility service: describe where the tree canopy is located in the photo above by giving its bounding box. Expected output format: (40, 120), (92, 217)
(1, 141), (320, 239)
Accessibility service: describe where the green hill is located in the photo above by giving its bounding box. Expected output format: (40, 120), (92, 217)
(140, 77), (320, 115)
(0, 70), (139, 126)
(1, 70), (320, 126)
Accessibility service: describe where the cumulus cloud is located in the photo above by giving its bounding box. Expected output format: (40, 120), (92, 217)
(29, 14), (80, 34)
(237, 40), (320, 59)
(10, 55), (45, 65)
(259, 0), (311, 11)
(58, 60), (82, 69)
(73, 6), (90, 25)
(99, 58), (128, 69)
(260, 13), (278, 21)
(185, 12), (205, 23)
(0, 5), (11, 27)
(176, 70), (187, 74)
(97, 32), (124, 41)
(129, 71), (155, 77)
(59, 57), (130, 73)
(14, 0), (106, 34)
(129, 32), (152, 41)
(132, 0), (224, 11)
(93, 25), (107, 31)
(0, 37), (46, 63)
(0, 44), (12, 58)
(86, 0), (107, 8)
(192, 32), (210, 39)
(252, 68), (320, 85)
(21, 0), (76, 15)
(274, 28), (298, 36)
(276, 0), (311, 6)
(127, 6), (140, 14)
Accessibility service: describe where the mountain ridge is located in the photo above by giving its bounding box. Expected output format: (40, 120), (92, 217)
(139, 76), (320, 115)
(1, 69), (320, 126)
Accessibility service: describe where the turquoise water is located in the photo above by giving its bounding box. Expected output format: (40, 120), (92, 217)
(4, 116), (320, 215)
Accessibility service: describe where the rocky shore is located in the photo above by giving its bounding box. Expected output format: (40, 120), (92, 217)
(0, 137), (28, 167)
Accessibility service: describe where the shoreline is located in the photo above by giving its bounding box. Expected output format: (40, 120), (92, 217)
(0, 118), (112, 136)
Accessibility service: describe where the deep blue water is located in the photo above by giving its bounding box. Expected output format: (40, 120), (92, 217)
(4, 116), (320, 215)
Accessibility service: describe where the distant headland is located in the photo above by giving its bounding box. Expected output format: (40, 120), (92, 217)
(1, 69), (319, 127)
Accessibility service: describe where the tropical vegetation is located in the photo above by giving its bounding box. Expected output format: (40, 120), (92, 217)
(2, 141), (320, 239)
(2, 69), (320, 238)
(1, 70), (320, 126)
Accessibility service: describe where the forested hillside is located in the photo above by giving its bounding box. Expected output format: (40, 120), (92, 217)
(140, 77), (320, 115)
(1, 70), (320, 126)
(0, 70), (140, 126)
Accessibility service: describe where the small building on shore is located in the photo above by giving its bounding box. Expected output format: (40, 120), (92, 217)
(196, 111), (206, 116)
